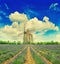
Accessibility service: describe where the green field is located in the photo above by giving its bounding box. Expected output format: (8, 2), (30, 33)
(0, 44), (60, 64)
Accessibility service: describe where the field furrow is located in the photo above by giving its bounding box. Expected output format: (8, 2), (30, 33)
(0, 44), (60, 64)
(2, 47), (26, 64)
(24, 47), (35, 64)
(31, 47), (52, 64)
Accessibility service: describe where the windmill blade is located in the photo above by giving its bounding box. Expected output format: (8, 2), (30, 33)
(18, 32), (23, 36)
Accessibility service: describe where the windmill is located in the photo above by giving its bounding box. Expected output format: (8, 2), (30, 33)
(23, 21), (33, 44)
(23, 29), (33, 44)
(18, 21), (33, 44)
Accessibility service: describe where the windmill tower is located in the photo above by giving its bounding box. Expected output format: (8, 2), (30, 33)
(23, 20), (33, 44)
(23, 29), (33, 44)
(25, 29), (33, 44)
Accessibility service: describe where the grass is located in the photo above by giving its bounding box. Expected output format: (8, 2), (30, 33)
(11, 48), (27, 64)
(0, 44), (60, 64)
(33, 45), (60, 64)
(31, 49), (46, 64)
(0, 44), (25, 64)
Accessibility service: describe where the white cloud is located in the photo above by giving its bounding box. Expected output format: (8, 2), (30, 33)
(49, 3), (60, 11)
(33, 32), (60, 42)
(26, 16), (59, 34)
(33, 33), (44, 42)
(9, 11), (59, 32)
(54, 34), (60, 42)
(12, 22), (19, 28)
(0, 23), (23, 42)
(0, 11), (59, 42)
(49, 3), (58, 9)
(9, 11), (28, 23)
(43, 16), (49, 22)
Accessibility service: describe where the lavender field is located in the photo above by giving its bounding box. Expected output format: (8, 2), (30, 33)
(0, 44), (60, 64)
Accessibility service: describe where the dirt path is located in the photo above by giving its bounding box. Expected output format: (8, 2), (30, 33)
(24, 47), (35, 64)
(3, 47), (26, 64)
(31, 47), (53, 64)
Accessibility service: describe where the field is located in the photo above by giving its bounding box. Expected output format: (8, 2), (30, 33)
(0, 44), (60, 64)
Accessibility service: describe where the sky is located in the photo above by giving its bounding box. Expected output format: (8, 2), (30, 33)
(0, 0), (60, 42)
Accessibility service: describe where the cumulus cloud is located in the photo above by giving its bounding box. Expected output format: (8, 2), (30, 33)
(9, 11), (59, 32)
(33, 33), (44, 42)
(0, 11), (59, 42)
(12, 22), (19, 28)
(54, 34), (60, 42)
(0, 24), (23, 42)
(43, 16), (49, 21)
(33, 32), (60, 42)
(9, 11), (28, 23)
(26, 16), (59, 34)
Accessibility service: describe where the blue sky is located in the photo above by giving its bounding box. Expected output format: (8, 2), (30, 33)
(0, 0), (60, 26)
(0, 0), (60, 42)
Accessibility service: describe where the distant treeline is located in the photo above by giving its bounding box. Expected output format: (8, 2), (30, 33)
(33, 41), (60, 45)
(0, 40), (60, 45)
(0, 41), (21, 44)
